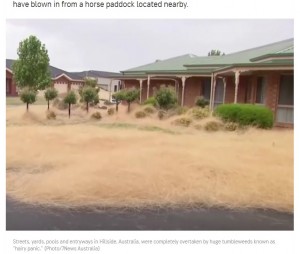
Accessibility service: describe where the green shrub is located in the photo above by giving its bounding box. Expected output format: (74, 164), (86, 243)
(91, 111), (102, 120)
(224, 122), (239, 131)
(44, 87), (58, 110)
(204, 120), (223, 132)
(64, 91), (77, 118)
(195, 96), (209, 108)
(80, 86), (99, 112)
(154, 85), (177, 110)
(191, 107), (209, 120)
(144, 97), (158, 107)
(135, 111), (147, 118)
(107, 108), (115, 115)
(172, 117), (192, 127)
(20, 88), (37, 111)
(215, 104), (273, 129)
(119, 88), (140, 113)
(144, 106), (155, 114)
(46, 110), (56, 120)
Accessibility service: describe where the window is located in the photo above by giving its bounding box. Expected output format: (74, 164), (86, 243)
(255, 77), (266, 104)
(202, 78), (211, 101)
(278, 75), (293, 106)
(276, 75), (294, 124)
(244, 79), (252, 103)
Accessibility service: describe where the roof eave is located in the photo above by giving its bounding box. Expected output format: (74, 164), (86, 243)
(250, 53), (294, 62)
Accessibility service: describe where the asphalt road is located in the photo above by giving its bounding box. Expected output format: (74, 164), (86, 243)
(6, 197), (293, 230)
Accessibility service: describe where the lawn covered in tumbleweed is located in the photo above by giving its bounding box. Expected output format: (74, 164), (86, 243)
(6, 105), (293, 213)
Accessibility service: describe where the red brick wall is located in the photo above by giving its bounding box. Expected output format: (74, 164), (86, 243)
(224, 77), (234, 103)
(125, 77), (209, 107)
(6, 70), (18, 96)
(184, 77), (202, 107)
(224, 76), (252, 104)
(124, 79), (177, 103)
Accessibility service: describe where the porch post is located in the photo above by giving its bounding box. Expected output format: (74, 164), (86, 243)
(234, 71), (240, 104)
(139, 79), (143, 104)
(209, 74), (214, 110)
(181, 76), (186, 106)
(212, 78), (217, 109)
(210, 75), (217, 110)
(147, 75), (151, 99)
(223, 77), (227, 103)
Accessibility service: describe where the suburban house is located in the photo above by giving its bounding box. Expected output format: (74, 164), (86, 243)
(6, 59), (19, 96)
(6, 60), (120, 98)
(114, 38), (294, 127)
(72, 70), (121, 93)
(6, 59), (85, 95)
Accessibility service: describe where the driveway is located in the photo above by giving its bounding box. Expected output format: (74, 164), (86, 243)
(6, 197), (293, 230)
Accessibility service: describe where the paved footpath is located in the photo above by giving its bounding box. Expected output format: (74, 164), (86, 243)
(6, 197), (293, 230)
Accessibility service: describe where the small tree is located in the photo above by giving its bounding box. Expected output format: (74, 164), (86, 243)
(112, 90), (125, 112)
(81, 86), (98, 112)
(208, 49), (225, 56)
(20, 88), (37, 111)
(155, 85), (177, 110)
(83, 78), (100, 93)
(84, 78), (98, 87)
(64, 91), (77, 118)
(12, 35), (51, 91)
(195, 96), (209, 108)
(44, 87), (58, 110)
(122, 88), (140, 113)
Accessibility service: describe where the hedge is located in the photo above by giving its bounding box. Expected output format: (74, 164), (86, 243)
(215, 104), (274, 129)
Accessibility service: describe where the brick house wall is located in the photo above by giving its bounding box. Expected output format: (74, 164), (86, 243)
(184, 77), (202, 107)
(6, 70), (18, 96)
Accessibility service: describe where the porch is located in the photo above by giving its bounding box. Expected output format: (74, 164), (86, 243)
(122, 70), (294, 127)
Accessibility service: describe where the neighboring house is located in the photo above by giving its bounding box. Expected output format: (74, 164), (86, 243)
(50, 66), (84, 93)
(72, 70), (121, 92)
(6, 64), (17, 96)
(6, 59), (85, 95)
(114, 38), (294, 127)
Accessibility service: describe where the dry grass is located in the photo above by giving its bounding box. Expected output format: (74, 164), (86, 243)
(6, 105), (294, 213)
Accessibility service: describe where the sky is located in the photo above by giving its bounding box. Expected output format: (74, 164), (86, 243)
(6, 19), (293, 73)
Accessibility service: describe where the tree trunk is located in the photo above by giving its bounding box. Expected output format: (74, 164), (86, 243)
(48, 100), (50, 110)
(86, 101), (89, 113)
(68, 103), (71, 118)
(26, 103), (29, 112)
(116, 102), (119, 112)
(127, 102), (130, 113)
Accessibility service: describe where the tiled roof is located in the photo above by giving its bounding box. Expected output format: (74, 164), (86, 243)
(6, 59), (84, 81)
(71, 70), (120, 79)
